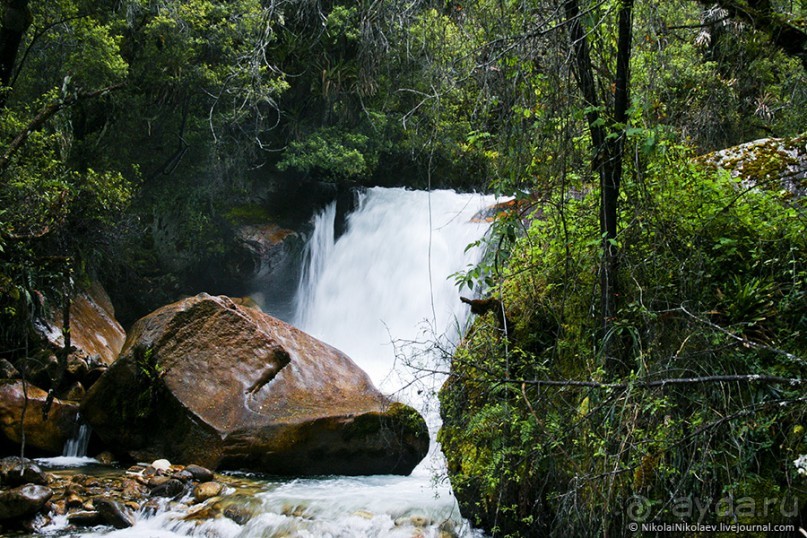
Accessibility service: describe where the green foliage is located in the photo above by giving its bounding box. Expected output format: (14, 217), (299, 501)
(131, 345), (164, 420)
(277, 127), (379, 181)
(441, 143), (807, 536)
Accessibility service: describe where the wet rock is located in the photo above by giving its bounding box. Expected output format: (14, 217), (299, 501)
(0, 457), (48, 487)
(96, 451), (115, 465)
(68, 510), (102, 527)
(94, 497), (135, 529)
(66, 356), (89, 381)
(59, 380), (86, 402)
(184, 464), (214, 482)
(82, 293), (429, 476)
(149, 478), (185, 498)
(142, 465), (157, 477)
(81, 477), (100, 488)
(193, 481), (222, 502)
(0, 484), (52, 520)
(172, 469), (194, 482)
(0, 381), (79, 454)
(222, 503), (253, 525)
(147, 475), (171, 488)
(140, 498), (162, 516)
(65, 493), (84, 509)
(83, 366), (107, 389)
(24, 352), (60, 389)
(50, 499), (65, 516)
(395, 514), (432, 528)
(0, 360), (19, 380)
(234, 223), (297, 279)
(279, 503), (307, 518)
(184, 501), (219, 520)
(120, 479), (148, 501)
(33, 281), (126, 367)
(438, 519), (458, 538)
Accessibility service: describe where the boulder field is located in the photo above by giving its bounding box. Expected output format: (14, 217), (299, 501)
(81, 293), (429, 476)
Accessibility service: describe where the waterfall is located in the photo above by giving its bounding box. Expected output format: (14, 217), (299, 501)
(62, 415), (92, 458)
(36, 413), (96, 467)
(293, 187), (495, 396)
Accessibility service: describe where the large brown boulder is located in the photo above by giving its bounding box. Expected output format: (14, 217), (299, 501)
(0, 381), (79, 454)
(81, 294), (429, 476)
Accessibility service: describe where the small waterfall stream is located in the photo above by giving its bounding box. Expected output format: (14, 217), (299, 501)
(36, 414), (96, 467)
(62, 416), (92, 459)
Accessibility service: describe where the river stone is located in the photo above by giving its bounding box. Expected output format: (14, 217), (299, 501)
(184, 464), (214, 482)
(81, 293), (429, 476)
(150, 459), (171, 472)
(0, 381), (79, 453)
(193, 481), (223, 502)
(0, 457), (48, 487)
(68, 510), (102, 527)
(94, 498), (135, 529)
(149, 478), (185, 498)
(0, 484), (52, 520)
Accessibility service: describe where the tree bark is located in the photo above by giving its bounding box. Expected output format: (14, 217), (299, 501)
(0, 0), (32, 108)
(564, 0), (633, 374)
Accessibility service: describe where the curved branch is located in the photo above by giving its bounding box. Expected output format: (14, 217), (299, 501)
(0, 82), (125, 177)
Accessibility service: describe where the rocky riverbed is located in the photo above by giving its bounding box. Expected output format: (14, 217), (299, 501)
(0, 456), (462, 537)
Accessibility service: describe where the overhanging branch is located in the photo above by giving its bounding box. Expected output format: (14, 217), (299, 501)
(0, 82), (125, 177)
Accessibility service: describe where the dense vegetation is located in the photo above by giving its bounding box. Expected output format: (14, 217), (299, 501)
(0, 0), (805, 536)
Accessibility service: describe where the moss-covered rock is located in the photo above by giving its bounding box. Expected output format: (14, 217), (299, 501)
(699, 133), (807, 198)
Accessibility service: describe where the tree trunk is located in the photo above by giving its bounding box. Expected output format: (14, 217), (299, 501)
(565, 0), (633, 375)
(0, 0), (32, 108)
(602, 0), (633, 324)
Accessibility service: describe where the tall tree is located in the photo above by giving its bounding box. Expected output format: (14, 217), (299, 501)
(564, 0), (634, 373)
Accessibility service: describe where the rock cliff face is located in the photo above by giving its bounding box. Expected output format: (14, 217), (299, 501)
(34, 280), (125, 367)
(82, 293), (429, 476)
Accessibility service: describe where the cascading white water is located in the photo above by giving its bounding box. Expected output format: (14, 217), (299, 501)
(62, 417), (92, 458)
(36, 414), (96, 468)
(294, 187), (494, 397)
